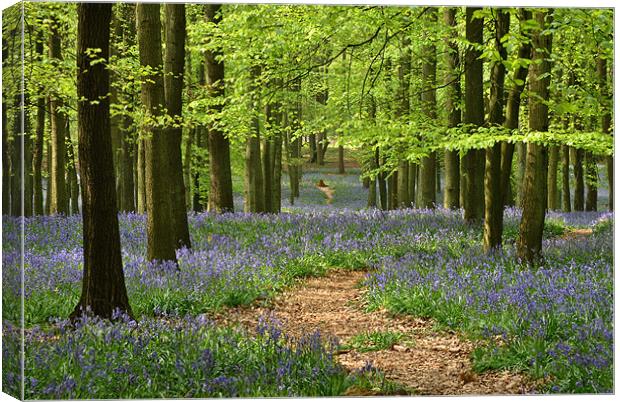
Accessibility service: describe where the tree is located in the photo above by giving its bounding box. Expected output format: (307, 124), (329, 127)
(462, 7), (485, 222)
(417, 9), (437, 209)
(204, 4), (234, 213)
(396, 35), (411, 208)
(137, 3), (177, 264)
(164, 3), (191, 248)
(48, 16), (68, 215)
(597, 56), (612, 210)
(483, 9), (509, 253)
(72, 2), (132, 319)
(32, 32), (45, 216)
(517, 9), (553, 264)
(443, 7), (461, 210)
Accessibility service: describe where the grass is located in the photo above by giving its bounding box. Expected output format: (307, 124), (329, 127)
(341, 330), (406, 353)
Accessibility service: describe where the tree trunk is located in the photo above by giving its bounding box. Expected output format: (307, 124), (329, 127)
(66, 125), (79, 215)
(597, 56), (612, 210)
(245, 65), (265, 213)
(547, 145), (559, 210)
(561, 144), (571, 212)
(308, 134), (317, 163)
(377, 152), (387, 210)
(164, 3), (191, 248)
(517, 10), (553, 264)
(585, 151), (597, 211)
(396, 35), (411, 208)
(442, 8), (461, 209)
(272, 118), (283, 212)
(573, 147), (584, 211)
(483, 8), (509, 253)
(72, 3), (132, 319)
(33, 48), (45, 215)
(462, 7), (485, 223)
(204, 4), (234, 213)
(45, 136), (51, 215)
(338, 145), (345, 174)
(287, 78), (302, 200)
(48, 19), (68, 215)
(500, 9), (532, 208)
(1, 38), (9, 215)
(137, 3), (177, 264)
(110, 12), (123, 210)
(418, 9), (438, 209)
(136, 138), (146, 213)
(10, 95), (21, 217)
(23, 91), (33, 217)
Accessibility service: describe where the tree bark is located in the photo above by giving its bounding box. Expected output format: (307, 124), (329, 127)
(585, 151), (597, 211)
(204, 4), (234, 213)
(597, 56), (612, 210)
(517, 10), (553, 264)
(164, 3), (191, 248)
(33, 35), (45, 215)
(48, 18), (68, 215)
(338, 145), (345, 174)
(396, 35), (411, 208)
(561, 144), (571, 212)
(442, 8), (461, 209)
(462, 7), (485, 222)
(136, 138), (146, 213)
(547, 145), (559, 210)
(66, 124), (79, 215)
(137, 3), (177, 264)
(1, 38), (9, 215)
(10, 95), (21, 217)
(573, 147), (584, 211)
(72, 3), (132, 319)
(483, 8), (509, 253)
(287, 78), (302, 201)
(500, 9), (532, 208)
(418, 9), (438, 209)
(245, 66), (265, 212)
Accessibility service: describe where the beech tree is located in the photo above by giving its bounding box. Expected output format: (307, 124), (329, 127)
(72, 2), (132, 318)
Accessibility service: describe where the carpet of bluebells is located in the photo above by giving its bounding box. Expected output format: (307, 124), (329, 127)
(2, 166), (614, 397)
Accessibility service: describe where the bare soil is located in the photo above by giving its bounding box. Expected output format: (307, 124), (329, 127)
(213, 270), (537, 396)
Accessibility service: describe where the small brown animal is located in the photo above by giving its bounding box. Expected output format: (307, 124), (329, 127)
(316, 179), (328, 188)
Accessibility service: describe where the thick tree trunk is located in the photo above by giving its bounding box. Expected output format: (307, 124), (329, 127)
(547, 145), (559, 210)
(72, 3), (132, 319)
(288, 78), (302, 201)
(561, 145), (571, 212)
(517, 10), (553, 264)
(585, 152), (598, 211)
(483, 9), (509, 253)
(164, 3), (191, 248)
(308, 134), (317, 163)
(137, 3), (177, 264)
(573, 147), (585, 211)
(245, 66), (265, 213)
(418, 10), (438, 209)
(396, 161), (409, 208)
(443, 8), (461, 209)
(48, 20), (68, 215)
(462, 7), (485, 223)
(204, 4), (234, 213)
(500, 9), (532, 208)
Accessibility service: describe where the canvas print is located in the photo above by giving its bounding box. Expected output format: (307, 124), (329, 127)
(1, 1), (614, 399)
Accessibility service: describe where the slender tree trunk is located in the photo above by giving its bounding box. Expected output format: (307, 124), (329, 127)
(204, 4), (234, 213)
(517, 10), (553, 264)
(585, 152), (597, 211)
(66, 125), (79, 215)
(597, 56), (612, 210)
(377, 152), (387, 210)
(184, 127), (192, 210)
(72, 3), (132, 319)
(287, 78), (302, 200)
(396, 35), (411, 208)
(338, 145), (345, 174)
(164, 3), (191, 248)
(408, 162), (416, 206)
(10, 95), (21, 217)
(418, 10), (438, 209)
(1, 38), (9, 215)
(110, 12), (123, 210)
(573, 147), (585, 211)
(48, 19), (67, 215)
(45, 136), (51, 215)
(137, 3), (177, 263)
(463, 7), (485, 222)
(33, 81), (45, 215)
(443, 8), (461, 209)
(561, 144), (571, 212)
(272, 115), (283, 212)
(500, 9), (532, 208)
(245, 65), (265, 212)
(136, 138), (146, 213)
(547, 145), (559, 210)
(483, 9), (509, 253)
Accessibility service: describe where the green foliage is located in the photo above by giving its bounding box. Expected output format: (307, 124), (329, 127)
(342, 331), (405, 353)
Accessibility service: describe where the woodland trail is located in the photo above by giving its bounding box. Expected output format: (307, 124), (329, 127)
(213, 270), (538, 396)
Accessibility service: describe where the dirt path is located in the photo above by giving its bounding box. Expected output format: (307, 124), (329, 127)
(214, 270), (535, 396)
